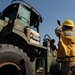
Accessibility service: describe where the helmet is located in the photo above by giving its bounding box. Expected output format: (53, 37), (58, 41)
(63, 20), (74, 28)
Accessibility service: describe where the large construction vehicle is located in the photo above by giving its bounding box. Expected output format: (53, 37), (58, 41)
(0, 0), (60, 75)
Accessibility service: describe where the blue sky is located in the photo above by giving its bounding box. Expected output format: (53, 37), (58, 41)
(0, 0), (75, 46)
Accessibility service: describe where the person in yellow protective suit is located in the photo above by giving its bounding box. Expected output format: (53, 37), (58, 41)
(55, 19), (75, 75)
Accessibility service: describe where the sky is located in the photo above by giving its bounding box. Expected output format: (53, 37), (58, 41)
(0, 0), (75, 47)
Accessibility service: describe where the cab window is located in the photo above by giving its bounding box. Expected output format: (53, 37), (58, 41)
(17, 5), (30, 27)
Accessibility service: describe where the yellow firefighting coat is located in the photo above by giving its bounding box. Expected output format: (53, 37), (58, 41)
(57, 31), (75, 61)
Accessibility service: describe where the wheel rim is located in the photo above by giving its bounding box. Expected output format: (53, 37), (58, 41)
(0, 62), (21, 75)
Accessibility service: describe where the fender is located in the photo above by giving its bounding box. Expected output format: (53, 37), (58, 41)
(0, 20), (29, 44)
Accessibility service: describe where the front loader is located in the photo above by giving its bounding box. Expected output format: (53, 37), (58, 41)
(0, 0), (60, 75)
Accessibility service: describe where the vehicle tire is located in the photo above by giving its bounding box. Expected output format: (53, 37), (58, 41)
(0, 44), (32, 75)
